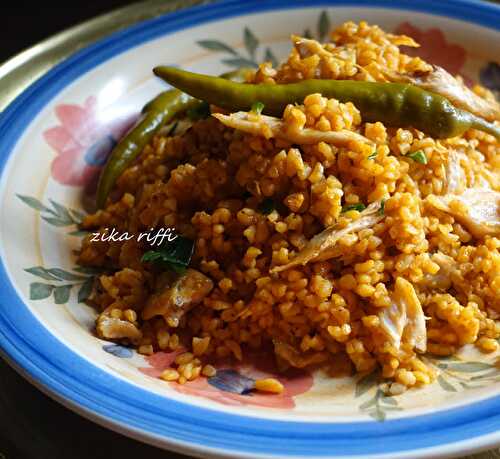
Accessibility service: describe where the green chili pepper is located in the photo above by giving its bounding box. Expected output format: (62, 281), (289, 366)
(96, 67), (252, 209)
(153, 66), (500, 142)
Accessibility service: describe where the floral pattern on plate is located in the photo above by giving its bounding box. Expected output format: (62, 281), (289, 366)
(139, 350), (313, 409)
(43, 96), (133, 192)
(394, 22), (467, 75)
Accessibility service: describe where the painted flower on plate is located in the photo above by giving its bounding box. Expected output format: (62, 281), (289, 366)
(43, 96), (133, 190)
(139, 350), (313, 409)
(394, 22), (466, 75)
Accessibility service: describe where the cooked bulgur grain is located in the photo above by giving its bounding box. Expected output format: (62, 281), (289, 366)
(80, 20), (500, 393)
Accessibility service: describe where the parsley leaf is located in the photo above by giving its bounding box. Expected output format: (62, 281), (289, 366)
(368, 151), (378, 160)
(342, 203), (366, 213)
(251, 101), (265, 115)
(408, 150), (428, 164)
(141, 235), (194, 274)
(379, 199), (386, 215)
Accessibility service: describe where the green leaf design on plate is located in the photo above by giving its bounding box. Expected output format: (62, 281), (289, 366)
(73, 266), (103, 275)
(368, 405), (386, 422)
(318, 10), (330, 42)
(197, 39), (237, 55)
(16, 194), (52, 213)
(222, 57), (258, 69)
(437, 375), (457, 392)
(459, 381), (483, 390)
(382, 406), (404, 412)
(49, 199), (75, 225)
(381, 395), (398, 406)
(24, 266), (61, 281)
(470, 369), (499, 380)
(42, 216), (74, 227)
(68, 230), (90, 237)
(19, 194), (85, 232)
(264, 47), (278, 68)
(78, 278), (94, 303)
(243, 27), (259, 58)
(358, 385), (401, 422)
(46, 268), (88, 282)
(30, 283), (54, 300)
(445, 362), (494, 373)
(355, 370), (379, 397)
(53, 285), (73, 304)
(359, 396), (377, 410)
(69, 208), (86, 223)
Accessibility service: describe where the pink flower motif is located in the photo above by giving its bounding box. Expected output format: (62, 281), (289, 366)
(395, 22), (467, 76)
(139, 350), (314, 409)
(43, 96), (134, 190)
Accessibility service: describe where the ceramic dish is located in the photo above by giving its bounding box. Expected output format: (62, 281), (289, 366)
(0, 1), (499, 458)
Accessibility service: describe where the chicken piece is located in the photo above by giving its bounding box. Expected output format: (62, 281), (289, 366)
(273, 340), (328, 369)
(426, 189), (500, 238)
(271, 202), (383, 273)
(142, 269), (214, 324)
(383, 65), (500, 122)
(420, 252), (456, 291)
(213, 112), (372, 147)
(96, 315), (142, 341)
(378, 277), (427, 353)
(443, 149), (467, 194)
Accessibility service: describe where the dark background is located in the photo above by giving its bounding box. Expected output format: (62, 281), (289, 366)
(0, 1), (136, 64)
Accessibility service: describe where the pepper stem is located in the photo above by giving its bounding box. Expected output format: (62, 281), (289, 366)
(470, 116), (500, 140)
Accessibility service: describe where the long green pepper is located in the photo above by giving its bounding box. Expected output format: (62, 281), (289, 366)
(96, 68), (252, 208)
(153, 66), (500, 142)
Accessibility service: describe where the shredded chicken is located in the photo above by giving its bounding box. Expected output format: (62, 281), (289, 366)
(443, 149), (467, 194)
(272, 202), (383, 273)
(142, 269), (214, 323)
(96, 315), (142, 341)
(379, 277), (427, 353)
(426, 189), (500, 238)
(420, 252), (456, 291)
(213, 112), (373, 147)
(383, 65), (500, 122)
(273, 340), (328, 368)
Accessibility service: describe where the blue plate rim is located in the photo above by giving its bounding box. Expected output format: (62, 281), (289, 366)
(0, 0), (499, 457)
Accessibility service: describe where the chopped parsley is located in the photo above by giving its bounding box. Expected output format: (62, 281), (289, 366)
(408, 150), (428, 165)
(258, 198), (276, 215)
(251, 101), (265, 115)
(368, 150), (378, 160)
(141, 235), (194, 274)
(342, 203), (366, 213)
(187, 101), (211, 121)
(379, 199), (386, 215)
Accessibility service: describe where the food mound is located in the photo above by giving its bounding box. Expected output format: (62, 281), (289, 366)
(78, 21), (500, 395)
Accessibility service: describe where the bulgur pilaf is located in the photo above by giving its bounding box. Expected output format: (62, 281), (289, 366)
(79, 21), (500, 395)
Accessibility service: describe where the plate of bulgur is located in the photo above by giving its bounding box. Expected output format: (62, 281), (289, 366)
(0, 0), (500, 458)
